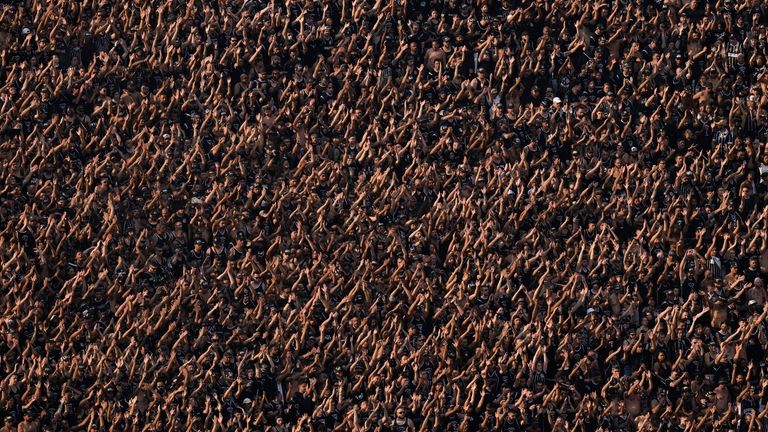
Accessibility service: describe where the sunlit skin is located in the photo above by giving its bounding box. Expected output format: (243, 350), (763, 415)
(0, 0), (767, 431)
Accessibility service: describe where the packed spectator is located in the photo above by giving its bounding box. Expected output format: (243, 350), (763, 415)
(1, 0), (768, 431)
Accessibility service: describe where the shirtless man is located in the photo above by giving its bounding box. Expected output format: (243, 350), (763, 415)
(713, 381), (730, 413)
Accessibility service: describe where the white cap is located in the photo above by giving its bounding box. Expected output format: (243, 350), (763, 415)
(552, 97), (562, 104)
(21, 27), (30, 35)
(586, 308), (596, 314)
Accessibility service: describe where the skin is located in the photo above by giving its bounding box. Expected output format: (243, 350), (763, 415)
(0, 0), (766, 432)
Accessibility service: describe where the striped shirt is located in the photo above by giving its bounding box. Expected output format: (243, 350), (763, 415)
(708, 256), (724, 280)
(727, 39), (743, 67)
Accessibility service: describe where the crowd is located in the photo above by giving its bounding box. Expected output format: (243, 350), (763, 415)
(1, 0), (768, 430)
